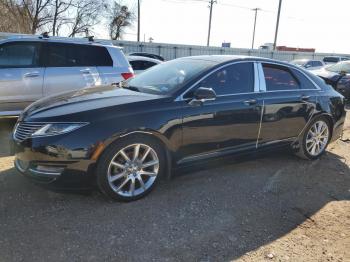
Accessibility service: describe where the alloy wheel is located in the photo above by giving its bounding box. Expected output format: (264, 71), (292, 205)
(107, 143), (160, 197)
(305, 120), (329, 156)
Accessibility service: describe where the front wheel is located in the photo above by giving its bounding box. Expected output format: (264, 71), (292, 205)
(96, 136), (165, 201)
(295, 116), (331, 160)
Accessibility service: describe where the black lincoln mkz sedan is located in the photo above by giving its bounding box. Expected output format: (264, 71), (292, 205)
(13, 56), (346, 201)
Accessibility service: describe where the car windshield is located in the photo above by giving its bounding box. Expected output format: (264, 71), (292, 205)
(326, 61), (350, 73)
(291, 60), (307, 66)
(125, 58), (216, 94)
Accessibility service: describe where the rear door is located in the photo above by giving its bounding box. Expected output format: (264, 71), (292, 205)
(0, 41), (44, 114)
(43, 42), (101, 96)
(257, 63), (318, 146)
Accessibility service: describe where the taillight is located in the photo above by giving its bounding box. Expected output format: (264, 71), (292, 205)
(121, 72), (134, 80)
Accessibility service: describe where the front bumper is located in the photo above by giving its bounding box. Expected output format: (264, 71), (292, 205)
(12, 137), (97, 190)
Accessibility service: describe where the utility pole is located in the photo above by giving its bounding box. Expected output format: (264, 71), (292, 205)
(273, 0), (282, 50)
(251, 8), (260, 49)
(207, 0), (216, 47)
(137, 0), (140, 42)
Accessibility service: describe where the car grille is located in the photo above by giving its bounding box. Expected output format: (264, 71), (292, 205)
(14, 122), (45, 141)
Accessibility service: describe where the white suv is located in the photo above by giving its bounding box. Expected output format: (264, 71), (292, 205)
(0, 35), (133, 117)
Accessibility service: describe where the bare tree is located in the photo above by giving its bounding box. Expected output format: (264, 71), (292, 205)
(67, 0), (104, 37)
(1, 0), (52, 34)
(108, 1), (135, 40)
(0, 0), (31, 33)
(51, 0), (73, 36)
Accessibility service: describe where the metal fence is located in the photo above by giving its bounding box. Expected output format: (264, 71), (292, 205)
(114, 40), (350, 62)
(1, 32), (349, 62)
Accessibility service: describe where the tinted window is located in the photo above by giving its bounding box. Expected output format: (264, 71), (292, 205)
(46, 43), (112, 67)
(304, 61), (313, 68)
(291, 69), (317, 89)
(263, 64), (300, 91)
(323, 57), (340, 63)
(0, 42), (40, 68)
(198, 63), (254, 95)
(312, 61), (323, 67)
(130, 60), (157, 70)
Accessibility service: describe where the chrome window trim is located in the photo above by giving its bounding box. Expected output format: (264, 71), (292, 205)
(258, 61), (322, 92)
(175, 60), (322, 102)
(253, 62), (260, 93)
(257, 63), (267, 92)
(175, 61), (257, 101)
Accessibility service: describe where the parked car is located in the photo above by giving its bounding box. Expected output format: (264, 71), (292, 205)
(290, 59), (325, 70)
(128, 52), (165, 61)
(12, 56), (346, 201)
(127, 55), (162, 74)
(310, 61), (350, 99)
(0, 35), (133, 117)
(323, 56), (349, 64)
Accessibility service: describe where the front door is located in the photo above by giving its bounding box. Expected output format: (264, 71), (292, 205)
(179, 62), (262, 161)
(0, 41), (44, 114)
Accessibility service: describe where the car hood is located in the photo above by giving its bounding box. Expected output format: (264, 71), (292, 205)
(20, 85), (164, 120)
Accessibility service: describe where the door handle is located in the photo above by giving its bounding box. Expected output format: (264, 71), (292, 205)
(244, 99), (257, 105)
(300, 95), (310, 101)
(24, 72), (40, 78)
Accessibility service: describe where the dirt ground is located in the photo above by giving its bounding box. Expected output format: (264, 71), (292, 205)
(0, 113), (349, 262)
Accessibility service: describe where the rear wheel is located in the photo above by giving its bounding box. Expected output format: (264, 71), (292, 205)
(295, 116), (331, 160)
(96, 136), (165, 201)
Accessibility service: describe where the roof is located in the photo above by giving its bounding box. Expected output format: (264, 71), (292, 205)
(177, 55), (292, 65)
(0, 35), (115, 47)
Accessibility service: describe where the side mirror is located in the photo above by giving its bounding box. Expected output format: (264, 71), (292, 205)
(189, 87), (216, 106)
(305, 64), (312, 68)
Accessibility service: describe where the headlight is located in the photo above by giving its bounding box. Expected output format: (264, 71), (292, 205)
(32, 123), (88, 137)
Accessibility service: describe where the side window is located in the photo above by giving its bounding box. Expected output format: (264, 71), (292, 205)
(46, 43), (80, 67)
(305, 61), (313, 68)
(85, 46), (113, 66)
(291, 69), (317, 89)
(46, 43), (113, 67)
(0, 42), (40, 68)
(198, 63), (254, 95)
(130, 60), (157, 71)
(130, 60), (143, 70)
(143, 61), (157, 70)
(313, 61), (321, 67)
(262, 64), (300, 91)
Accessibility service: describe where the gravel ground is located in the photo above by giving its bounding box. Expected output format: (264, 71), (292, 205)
(0, 115), (349, 262)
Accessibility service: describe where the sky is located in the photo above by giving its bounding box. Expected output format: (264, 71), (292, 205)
(94, 0), (350, 54)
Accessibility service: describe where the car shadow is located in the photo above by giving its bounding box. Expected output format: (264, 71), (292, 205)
(0, 143), (349, 261)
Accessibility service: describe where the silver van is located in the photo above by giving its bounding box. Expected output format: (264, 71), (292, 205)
(0, 35), (133, 117)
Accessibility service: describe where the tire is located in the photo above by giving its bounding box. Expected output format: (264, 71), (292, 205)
(295, 116), (331, 160)
(96, 135), (166, 201)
